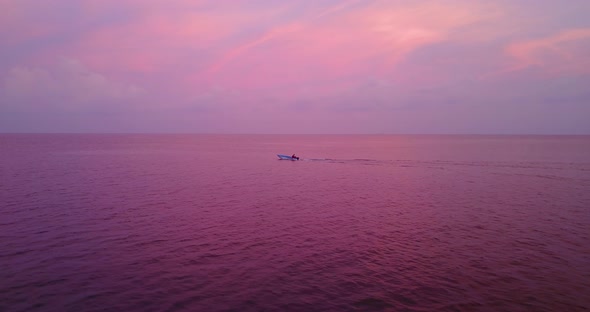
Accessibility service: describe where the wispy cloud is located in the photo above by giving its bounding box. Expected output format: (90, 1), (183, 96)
(505, 28), (590, 74)
(1, 0), (590, 133)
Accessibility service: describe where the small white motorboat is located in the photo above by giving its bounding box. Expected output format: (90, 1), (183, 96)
(277, 154), (299, 160)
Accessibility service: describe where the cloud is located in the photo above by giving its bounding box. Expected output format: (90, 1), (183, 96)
(2, 58), (144, 112)
(204, 0), (364, 75)
(2, 0), (590, 133)
(505, 28), (590, 75)
(191, 0), (497, 99)
(479, 28), (590, 80)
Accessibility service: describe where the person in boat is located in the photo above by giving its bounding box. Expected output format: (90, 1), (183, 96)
(292, 154), (298, 159)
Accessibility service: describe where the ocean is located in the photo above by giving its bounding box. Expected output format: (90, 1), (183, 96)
(1, 134), (589, 311)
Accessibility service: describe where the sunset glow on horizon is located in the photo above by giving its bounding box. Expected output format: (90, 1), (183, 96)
(1, 0), (589, 134)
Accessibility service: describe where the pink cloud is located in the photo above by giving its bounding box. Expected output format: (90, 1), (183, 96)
(197, 0), (492, 94)
(203, 22), (305, 77)
(0, 1), (64, 47)
(20, 1), (290, 74)
(60, 13), (232, 73)
(195, 1), (361, 78)
(480, 28), (590, 80)
(2, 0), (590, 134)
(5, 0), (498, 97)
(0, 1), (17, 29)
(505, 28), (590, 75)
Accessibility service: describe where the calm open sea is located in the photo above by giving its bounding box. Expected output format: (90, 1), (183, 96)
(1, 134), (589, 312)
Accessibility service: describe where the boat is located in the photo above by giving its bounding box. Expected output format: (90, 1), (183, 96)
(277, 154), (299, 160)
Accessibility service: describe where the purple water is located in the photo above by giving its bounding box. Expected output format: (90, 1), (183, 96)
(1, 134), (589, 311)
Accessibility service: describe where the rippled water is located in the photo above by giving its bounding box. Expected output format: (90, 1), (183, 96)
(1, 134), (589, 311)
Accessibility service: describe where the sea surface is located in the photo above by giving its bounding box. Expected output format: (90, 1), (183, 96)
(1, 134), (589, 312)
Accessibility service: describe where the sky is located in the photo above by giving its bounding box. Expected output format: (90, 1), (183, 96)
(1, 0), (589, 134)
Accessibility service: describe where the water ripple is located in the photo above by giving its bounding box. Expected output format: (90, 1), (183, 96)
(1, 134), (589, 311)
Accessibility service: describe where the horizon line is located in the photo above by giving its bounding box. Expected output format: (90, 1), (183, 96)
(1, 132), (589, 136)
